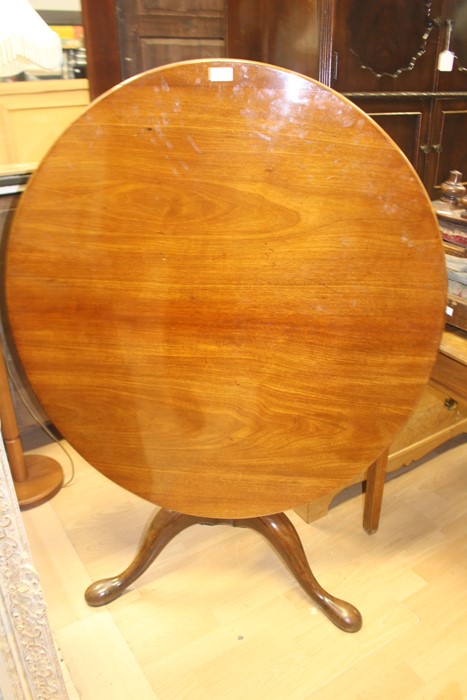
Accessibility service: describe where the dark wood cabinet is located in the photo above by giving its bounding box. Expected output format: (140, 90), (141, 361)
(81, 0), (121, 99)
(81, 0), (467, 195)
(427, 98), (467, 190)
(116, 0), (225, 80)
(226, 0), (325, 80)
(226, 0), (467, 90)
(81, 0), (226, 98)
(326, 0), (467, 195)
(350, 95), (467, 195)
(330, 0), (467, 93)
(350, 96), (432, 182)
(227, 0), (467, 196)
(330, 0), (440, 93)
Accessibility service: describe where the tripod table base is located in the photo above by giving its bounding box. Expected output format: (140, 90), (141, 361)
(85, 508), (362, 633)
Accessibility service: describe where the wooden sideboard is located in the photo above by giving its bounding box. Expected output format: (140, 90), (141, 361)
(0, 79), (89, 168)
(296, 325), (467, 525)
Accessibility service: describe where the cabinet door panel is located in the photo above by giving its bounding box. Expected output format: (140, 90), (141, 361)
(351, 98), (431, 180)
(226, 0), (322, 78)
(117, 0), (225, 78)
(332, 0), (441, 92)
(141, 38), (223, 69)
(426, 98), (467, 196)
(436, 63), (467, 91)
(139, 1), (224, 38)
(452, 0), (467, 65)
(436, 0), (467, 91)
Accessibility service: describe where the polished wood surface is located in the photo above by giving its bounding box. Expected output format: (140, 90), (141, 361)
(87, 0), (225, 84)
(82, 3), (467, 195)
(81, 0), (122, 100)
(227, 0), (322, 78)
(5, 59), (446, 519)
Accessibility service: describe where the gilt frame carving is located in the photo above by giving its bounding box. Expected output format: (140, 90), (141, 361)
(0, 436), (69, 699)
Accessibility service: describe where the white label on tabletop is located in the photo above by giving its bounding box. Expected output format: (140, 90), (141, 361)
(208, 66), (234, 82)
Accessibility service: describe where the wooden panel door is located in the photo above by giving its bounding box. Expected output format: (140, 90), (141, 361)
(226, 0), (323, 79)
(436, 0), (467, 91)
(425, 97), (467, 196)
(331, 0), (443, 93)
(350, 97), (432, 181)
(352, 97), (467, 197)
(81, 0), (226, 97)
(117, 0), (225, 79)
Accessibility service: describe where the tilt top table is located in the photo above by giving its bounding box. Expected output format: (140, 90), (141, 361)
(4, 60), (446, 632)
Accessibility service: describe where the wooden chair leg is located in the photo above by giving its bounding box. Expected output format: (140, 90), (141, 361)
(363, 447), (389, 534)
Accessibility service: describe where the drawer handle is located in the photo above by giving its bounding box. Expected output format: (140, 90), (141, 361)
(444, 397), (458, 410)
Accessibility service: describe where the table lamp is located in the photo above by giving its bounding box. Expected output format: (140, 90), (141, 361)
(0, 0), (62, 78)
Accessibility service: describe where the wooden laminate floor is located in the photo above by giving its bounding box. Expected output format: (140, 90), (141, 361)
(22, 435), (466, 700)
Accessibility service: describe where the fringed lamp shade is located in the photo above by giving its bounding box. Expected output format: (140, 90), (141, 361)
(0, 0), (62, 77)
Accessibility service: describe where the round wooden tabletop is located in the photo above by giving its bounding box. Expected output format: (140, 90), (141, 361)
(5, 60), (446, 518)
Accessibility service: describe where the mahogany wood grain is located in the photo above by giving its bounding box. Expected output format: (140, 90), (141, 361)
(226, 0), (322, 79)
(111, 0), (225, 80)
(81, 0), (122, 99)
(5, 59), (446, 520)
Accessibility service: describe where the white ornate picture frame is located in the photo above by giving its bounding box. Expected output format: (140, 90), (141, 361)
(0, 435), (69, 699)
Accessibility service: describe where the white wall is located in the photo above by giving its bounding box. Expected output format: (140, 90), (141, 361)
(29, 0), (81, 10)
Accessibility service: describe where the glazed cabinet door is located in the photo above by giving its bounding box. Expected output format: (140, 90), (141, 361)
(331, 0), (443, 93)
